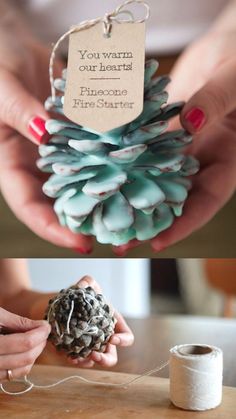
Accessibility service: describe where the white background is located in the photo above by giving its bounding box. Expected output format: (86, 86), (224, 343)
(28, 258), (151, 317)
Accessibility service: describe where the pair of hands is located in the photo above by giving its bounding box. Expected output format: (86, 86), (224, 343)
(0, 27), (236, 255)
(0, 277), (134, 381)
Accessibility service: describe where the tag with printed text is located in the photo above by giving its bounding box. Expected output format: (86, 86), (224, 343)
(63, 21), (146, 132)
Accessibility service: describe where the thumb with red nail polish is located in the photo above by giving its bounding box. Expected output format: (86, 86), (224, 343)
(181, 59), (236, 134)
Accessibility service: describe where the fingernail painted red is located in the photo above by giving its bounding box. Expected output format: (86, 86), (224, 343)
(28, 117), (51, 144)
(184, 108), (206, 131)
(112, 248), (127, 257)
(73, 247), (93, 255)
(152, 244), (166, 253)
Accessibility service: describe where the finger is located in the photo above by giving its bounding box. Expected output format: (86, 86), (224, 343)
(77, 276), (102, 293)
(181, 58), (236, 133)
(112, 239), (142, 257)
(90, 344), (118, 367)
(110, 312), (134, 347)
(151, 193), (212, 252)
(110, 333), (134, 347)
(0, 324), (51, 355)
(0, 341), (46, 370)
(167, 45), (205, 103)
(0, 363), (33, 382)
(0, 165), (93, 252)
(0, 308), (49, 333)
(0, 69), (49, 144)
(151, 158), (236, 252)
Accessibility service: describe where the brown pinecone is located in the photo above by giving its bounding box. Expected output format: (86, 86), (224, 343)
(45, 286), (116, 359)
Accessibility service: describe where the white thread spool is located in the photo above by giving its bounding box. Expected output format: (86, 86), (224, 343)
(169, 344), (223, 411)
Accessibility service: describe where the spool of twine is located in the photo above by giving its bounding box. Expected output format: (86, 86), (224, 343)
(169, 344), (223, 411)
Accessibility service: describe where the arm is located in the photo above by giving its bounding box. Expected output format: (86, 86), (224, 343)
(0, 259), (54, 320)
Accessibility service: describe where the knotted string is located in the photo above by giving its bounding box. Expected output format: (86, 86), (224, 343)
(0, 360), (169, 396)
(49, 0), (150, 101)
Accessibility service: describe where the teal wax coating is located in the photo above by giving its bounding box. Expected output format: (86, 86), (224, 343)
(38, 59), (200, 246)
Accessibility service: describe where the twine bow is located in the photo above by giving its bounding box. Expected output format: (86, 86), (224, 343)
(49, 0), (150, 101)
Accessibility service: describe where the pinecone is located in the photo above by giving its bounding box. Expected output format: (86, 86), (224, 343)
(45, 286), (116, 359)
(38, 59), (199, 246)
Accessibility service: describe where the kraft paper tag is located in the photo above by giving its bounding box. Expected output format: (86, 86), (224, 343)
(63, 21), (146, 133)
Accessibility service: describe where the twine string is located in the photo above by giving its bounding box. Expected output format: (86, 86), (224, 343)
(0, 360), (169, 396)
(0, 344), (223, 410)
(66, 299), (75, 334)
(49, 0), (150, 101)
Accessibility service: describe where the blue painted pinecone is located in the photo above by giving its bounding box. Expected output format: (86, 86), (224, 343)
(38, 59), (199, 246)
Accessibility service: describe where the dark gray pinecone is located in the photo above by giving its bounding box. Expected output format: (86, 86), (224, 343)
(45, 286), (116, 359)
